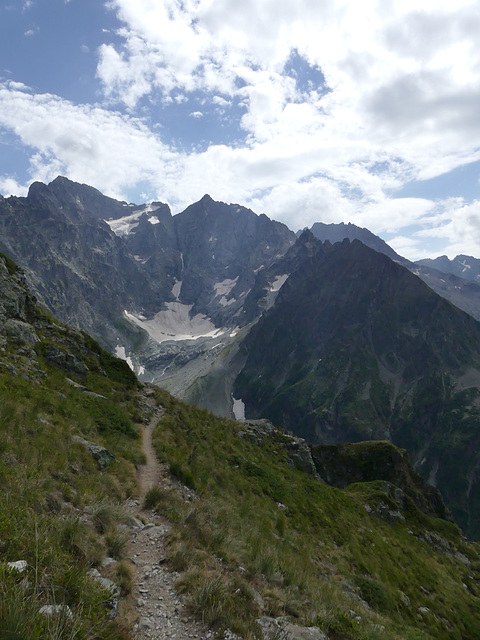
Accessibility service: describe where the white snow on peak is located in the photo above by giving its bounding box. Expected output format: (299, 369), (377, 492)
(270, 274), (289, 292)
(106, 203), (161, 237)
(172, 279), (183, 299)
(124, 303), (224, 344)
(459, 259), (471, 272)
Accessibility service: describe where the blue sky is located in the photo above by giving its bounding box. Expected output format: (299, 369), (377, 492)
(1, 0), (480, 260)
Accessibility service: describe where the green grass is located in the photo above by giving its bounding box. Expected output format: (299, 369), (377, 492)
(149, 387), (480, 640)
(0, 360), (142, 638)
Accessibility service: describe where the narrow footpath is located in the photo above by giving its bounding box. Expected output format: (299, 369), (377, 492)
(121, 406), (212, 640)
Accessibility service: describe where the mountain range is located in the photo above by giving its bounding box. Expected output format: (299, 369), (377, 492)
(2, 176), (480, 539)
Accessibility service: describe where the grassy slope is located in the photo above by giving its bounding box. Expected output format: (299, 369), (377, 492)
(1, 254), (480, 640)
(150, 389), (480, 640)
(0, 317), (144, 639)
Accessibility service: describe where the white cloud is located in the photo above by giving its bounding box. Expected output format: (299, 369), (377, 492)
(413, 199), (480, 258)
(0, 176), (28, 197)
(0, 83), (182, 201)
(97, 0), (480, 184)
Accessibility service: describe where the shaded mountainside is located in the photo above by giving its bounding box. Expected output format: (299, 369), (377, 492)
(308, 218), (480, 322)
(2, 254), (480, 640)
(234, 236), (480, 538)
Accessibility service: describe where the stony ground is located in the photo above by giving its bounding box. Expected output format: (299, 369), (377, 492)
(119, 403), (212, 640)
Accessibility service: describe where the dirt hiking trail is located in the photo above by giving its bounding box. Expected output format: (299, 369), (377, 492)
(119, 401), (212, 640)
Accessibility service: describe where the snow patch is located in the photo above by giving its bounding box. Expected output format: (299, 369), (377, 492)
(219, 296), (235, 307)
(124, 304), (224, 344)
(115, 345), (134, 371)
(172, 279), (183, 299)
(270, 274), (289, 292)
(232, 397), (245, 421)
(106, 211), (143, 236)
(214, 277), (238, 298)
(106, 204), (161, 236)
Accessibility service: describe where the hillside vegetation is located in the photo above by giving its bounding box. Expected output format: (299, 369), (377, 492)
(1, 254), (480, 640)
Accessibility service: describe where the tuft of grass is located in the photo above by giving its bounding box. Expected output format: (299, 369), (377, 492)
(115, 561), (134, 595)
(189, 575), (226, 625)
(105, 528), (129, 560)
(90, 498), (127, 534)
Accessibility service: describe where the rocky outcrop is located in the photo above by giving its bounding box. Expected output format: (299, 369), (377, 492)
(311, 441), (452, 522)
(257, 616), (328, 640)
(0, 254), (137, 388)
(72, 436), (116, 468)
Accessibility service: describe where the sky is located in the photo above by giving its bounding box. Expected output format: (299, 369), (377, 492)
(1, 1), (480, 260)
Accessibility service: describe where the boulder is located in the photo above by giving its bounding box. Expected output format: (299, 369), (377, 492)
(72, 436), (115, 468)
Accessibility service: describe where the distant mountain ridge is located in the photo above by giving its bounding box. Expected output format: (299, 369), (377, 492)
(307, 218), (480, 322)
(416, 254), (480, 283)
(307, 220), (405, 263)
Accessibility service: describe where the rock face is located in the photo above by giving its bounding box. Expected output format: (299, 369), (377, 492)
(0, 253), (137, 387)
(0, 178), (295, 375)
(234, 237), (480, 537)
(0, 177), (161, 351)
(311, 440), (451, 522)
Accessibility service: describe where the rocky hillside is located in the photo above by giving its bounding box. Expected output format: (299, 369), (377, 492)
(233, 236), (480, 538)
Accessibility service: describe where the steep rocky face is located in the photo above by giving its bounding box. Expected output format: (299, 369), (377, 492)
(311, 440), (451, 522)
(0, 253), (136, 386)
(0, 179), (162, 351)
(171, 195), (296, 326)
(0, 178), (296, 382)
(234, 238), (480, 537)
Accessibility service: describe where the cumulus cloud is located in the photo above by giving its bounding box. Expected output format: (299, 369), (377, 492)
(0, 83), (181, 201)
(97, 1), (480, 187)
